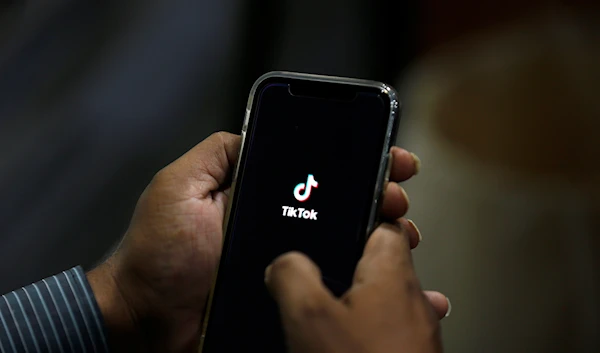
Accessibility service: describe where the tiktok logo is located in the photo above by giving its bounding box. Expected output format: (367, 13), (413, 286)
(282, 174), (319, 221)
(293, 174), (318, 202)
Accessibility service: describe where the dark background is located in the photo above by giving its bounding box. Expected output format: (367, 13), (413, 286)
(2, 1), (598, 352)
(0, 0), (416, 293)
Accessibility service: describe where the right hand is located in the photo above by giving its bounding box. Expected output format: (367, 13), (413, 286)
(265, 222), (447, 353)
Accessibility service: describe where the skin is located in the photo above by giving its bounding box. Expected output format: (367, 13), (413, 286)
(87, 132), (449, 353)
(266, 223), (443, 353)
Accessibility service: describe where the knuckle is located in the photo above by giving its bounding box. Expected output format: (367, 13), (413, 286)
(211, 131), (226, 139)
(369, 223), (403, 248)
(210, 131), (233, 142)
(364, 224), (409, 264)
(363, 229), (384, 254)
(151, 167), (172, 186)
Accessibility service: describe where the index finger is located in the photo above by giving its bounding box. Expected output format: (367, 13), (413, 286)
(352, 223), (419, 293)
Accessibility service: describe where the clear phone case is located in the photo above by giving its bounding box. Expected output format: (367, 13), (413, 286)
(199, 71), (400, 352)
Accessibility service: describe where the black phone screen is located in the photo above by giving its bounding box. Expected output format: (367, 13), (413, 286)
(201, 76), (395, 353)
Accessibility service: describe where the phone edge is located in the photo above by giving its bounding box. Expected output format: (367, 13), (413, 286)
(198, 71), (400, 352)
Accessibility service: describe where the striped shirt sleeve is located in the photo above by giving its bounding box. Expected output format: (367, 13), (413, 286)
(0, 266), (109, 353)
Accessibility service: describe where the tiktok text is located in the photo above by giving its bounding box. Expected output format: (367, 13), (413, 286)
(281, 206), (318, 220)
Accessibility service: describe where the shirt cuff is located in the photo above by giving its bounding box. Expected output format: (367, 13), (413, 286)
(0, 266), (109, 353)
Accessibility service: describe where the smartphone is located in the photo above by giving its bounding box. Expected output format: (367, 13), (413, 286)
(199, 72), (400, 353)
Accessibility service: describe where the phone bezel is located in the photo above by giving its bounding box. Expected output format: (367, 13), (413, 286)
(198, 71), (401, 352)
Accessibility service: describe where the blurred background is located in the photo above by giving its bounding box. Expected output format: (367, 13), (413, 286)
(0, 0), (598, 352)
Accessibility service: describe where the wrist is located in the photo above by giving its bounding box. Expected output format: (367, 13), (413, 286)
(87, 260), (146, 352)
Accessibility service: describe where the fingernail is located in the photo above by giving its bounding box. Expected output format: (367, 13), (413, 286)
(264, 265), (272, 283)
(445, 297), (452, 318)
(407, 219), (422, 243)
(399, 186), (410, 207)
(400, 186), (410, 210)
(410, 152), (421, 175)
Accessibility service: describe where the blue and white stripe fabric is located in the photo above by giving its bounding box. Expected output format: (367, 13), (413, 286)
(0, 267), (108, 353)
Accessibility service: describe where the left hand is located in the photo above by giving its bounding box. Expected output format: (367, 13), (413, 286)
(87, 132), (427, 352)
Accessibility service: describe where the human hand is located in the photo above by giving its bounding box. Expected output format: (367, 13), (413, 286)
(87, 132), (241, 352)
(266, 222), (446, 353)
(86, 131), (430, 352)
